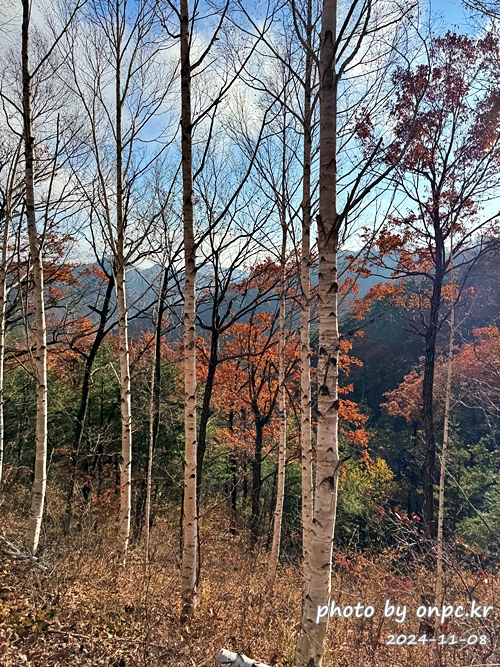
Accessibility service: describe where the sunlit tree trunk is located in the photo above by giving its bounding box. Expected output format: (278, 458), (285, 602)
(294, 0), (339, 662)
(268, 203), (287, 583)
(436, 252), (455, 602)
(22, 0), (48, 556)
(180, 0), (198, 621)
(113, 12), (133, 560)
(116, 257), (132, 559)
(300, 0), (313, 570)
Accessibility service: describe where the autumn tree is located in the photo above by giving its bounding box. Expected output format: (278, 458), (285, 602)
(371, 32), (500, 535)
(195, 210), (282, 501)
(209, 308), (300, 546)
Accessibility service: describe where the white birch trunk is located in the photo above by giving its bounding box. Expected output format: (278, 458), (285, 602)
(114, 12), (132, 559)
(300, 0), (313, 570)
(268, 211), (287, 583)
(115, 262), (132, 560)
(22, 0), (48, 556)
(180, 0), (198, 620)
(294, 0), (338, 663)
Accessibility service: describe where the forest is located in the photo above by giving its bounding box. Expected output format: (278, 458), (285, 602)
(1, 0), (500, 665)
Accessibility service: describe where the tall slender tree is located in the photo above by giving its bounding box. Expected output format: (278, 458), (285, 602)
(294, 0), (418, 662)
(22, 0), (48, 554)
(268, 144), (288, 582)
(178, 0), (198, 619)
(61, 0), (176, 558)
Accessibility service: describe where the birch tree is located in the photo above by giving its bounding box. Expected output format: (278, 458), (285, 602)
(293, 0), (419, 662)
(233, 0), (320, 567)
(60, 0), (177, 558)
(161, 0), (274, 616)
(15, 0), (86, 554)
(178, 0), (198, 616)
(435, 270), (455, 602)
(21, 0), (49, 556)
(297, 0), (315, 574)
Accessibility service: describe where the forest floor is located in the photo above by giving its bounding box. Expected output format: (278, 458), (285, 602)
(1, 487), (500, 666)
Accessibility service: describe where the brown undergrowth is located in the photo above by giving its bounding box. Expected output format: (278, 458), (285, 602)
(1, 489), (500, 666)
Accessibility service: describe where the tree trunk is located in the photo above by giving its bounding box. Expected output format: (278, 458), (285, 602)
(250, 418), (264, 547)
(63, 273), (115, 534)
(197, 328), (219, 500)
(294, 0), (339, 662)
(422, 274), (443, 536)
(180, 0), (198, 621)
(436, 264), (455, 602)
(145, 266), (169, 559)
(268, 180), (287, 583)
(23, 0), (48, 556)
(0, 184), (12, 486)
(113, 9), (133, 559)
(115, 260), (132, 559)
(300, 0), (313, 570)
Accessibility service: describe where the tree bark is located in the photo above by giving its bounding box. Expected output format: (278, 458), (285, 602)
(180, 0), (198, 621)
(268, 172), (287, 583)
(422, 211), (445, 536)
(115, 259), (132, 560)
(113, 7), (133, 559)
(0, 176), (13, 486)
(436, 255), (454, 602)
(294, 0), (339, 662)
(145, 266), (169, 559)
(63, 273), (115, 534)
(23, 0), (48, 556)
(300, 0), (313, 571)
(197, 328), (219, 499)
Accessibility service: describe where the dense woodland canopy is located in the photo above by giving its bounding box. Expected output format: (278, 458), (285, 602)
(1, 0), (500, 665)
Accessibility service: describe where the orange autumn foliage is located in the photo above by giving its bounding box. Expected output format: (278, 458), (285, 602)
(382, 326), (500, 423)
(197, 308), (370, 459)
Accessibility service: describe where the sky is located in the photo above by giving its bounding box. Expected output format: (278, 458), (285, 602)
(430, 0), (478, 30)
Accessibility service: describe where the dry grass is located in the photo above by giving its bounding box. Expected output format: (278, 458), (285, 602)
(1, 490), (500, 666)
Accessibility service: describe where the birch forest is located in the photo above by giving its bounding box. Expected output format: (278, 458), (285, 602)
(2, 0), (500, 665)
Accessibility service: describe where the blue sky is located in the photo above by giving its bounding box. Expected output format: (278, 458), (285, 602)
(430, 0), (476, 30)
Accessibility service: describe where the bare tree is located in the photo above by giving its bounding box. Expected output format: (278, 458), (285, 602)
(161, 0), (275, 617)
(15, 0), (86, 554)
(59, 0), (177, 559)
(293, 0), (419, 663)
